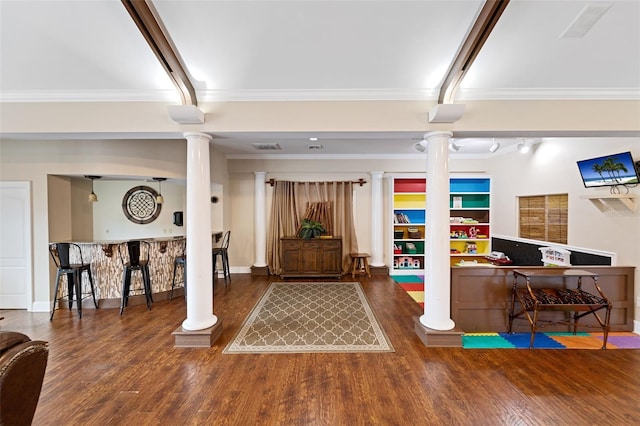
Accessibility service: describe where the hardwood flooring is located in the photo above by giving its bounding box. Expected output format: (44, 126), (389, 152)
(2, 274), (640, 425)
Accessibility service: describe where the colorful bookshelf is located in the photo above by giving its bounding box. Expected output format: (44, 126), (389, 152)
(392, 178), (426, 275)
(390, 176), (492, 272)
(449, 177), (491, 265)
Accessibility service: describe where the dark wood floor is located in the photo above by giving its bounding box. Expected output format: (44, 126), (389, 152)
(2, 274), (640, 425)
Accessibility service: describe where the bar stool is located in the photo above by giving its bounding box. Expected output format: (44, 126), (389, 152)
(170, 239), (186, 300)
(212, 230), (231, 286)
(349, 253), (371, 278)
(49, 242), (98, 320)
(118, 240), (152, 315)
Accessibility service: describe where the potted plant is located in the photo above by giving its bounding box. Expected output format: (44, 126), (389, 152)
(297, 219), (326, 239)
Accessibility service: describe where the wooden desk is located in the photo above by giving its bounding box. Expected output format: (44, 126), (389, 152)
(508, 269), (611, 349)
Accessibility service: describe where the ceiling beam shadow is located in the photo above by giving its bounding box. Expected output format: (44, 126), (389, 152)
(438, 0), (510, 104)
(122, 0), (198, 106)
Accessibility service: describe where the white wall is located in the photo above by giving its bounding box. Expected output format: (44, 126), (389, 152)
(92, 180), (186, 241)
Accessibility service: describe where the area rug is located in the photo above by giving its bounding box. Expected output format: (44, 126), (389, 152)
(463, 332), (640, 349)
(223, 282), (394, 354)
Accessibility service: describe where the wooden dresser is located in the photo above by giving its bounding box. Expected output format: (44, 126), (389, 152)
(280, 237), (343, 278)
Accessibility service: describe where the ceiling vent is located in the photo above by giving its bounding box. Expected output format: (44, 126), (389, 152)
(252, 143), (282, 151)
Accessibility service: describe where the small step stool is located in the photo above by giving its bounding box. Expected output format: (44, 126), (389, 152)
(349, 253), (371, 278)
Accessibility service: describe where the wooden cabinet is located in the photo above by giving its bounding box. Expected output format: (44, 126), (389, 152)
(280, 237), (343, 278)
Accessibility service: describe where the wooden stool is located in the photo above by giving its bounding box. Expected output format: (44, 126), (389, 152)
(349, 253), (371, 278)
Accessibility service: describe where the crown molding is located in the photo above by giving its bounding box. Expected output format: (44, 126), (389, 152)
(1, 87), (638, 103)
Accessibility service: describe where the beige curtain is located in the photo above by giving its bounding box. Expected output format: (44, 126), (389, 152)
(267, 180), (359, 275)
(267, 181), (300, 275)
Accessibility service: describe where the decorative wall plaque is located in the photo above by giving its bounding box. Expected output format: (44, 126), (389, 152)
(122, 185), (161, 224)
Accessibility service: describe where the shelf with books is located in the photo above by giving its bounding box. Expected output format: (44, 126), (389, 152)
(449, 177), (491, 265)
(391, 177), (426, 275)
(393, 209), (425, 224)
(389, 176), (491, 273)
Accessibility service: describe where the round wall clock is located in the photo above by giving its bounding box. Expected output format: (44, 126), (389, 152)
(122, 185), (162, 224)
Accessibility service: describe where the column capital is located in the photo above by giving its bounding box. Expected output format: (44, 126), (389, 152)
(423, 131), (453, 141)
(254, 171), (267, 177)
(183, 132), (213, 142)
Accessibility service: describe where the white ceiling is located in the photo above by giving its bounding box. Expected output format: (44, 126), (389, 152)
(1, 0), (639, 157)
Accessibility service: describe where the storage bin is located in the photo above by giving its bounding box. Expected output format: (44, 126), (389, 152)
(394, 230), (405, 239)
(407, 227), (421, 239)
(405, 242), (417, 254)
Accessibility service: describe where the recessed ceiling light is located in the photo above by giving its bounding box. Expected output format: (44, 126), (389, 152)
(309, 137), (318, 141)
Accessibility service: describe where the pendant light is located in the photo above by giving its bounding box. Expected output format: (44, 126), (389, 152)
(153, 177), (166, 204)
(85, 175), (101, 203)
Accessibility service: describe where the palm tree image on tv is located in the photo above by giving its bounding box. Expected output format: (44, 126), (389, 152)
(578, 152), (640, 187)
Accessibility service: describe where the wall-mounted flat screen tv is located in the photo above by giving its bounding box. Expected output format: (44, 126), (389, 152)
(577, 151), (640, 188)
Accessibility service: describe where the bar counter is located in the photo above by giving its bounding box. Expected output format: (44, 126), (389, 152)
(54, 237), (187, 308)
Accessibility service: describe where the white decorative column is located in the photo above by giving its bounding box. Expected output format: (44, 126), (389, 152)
(370, 171), (385, 266)
(253, 172), (267, 268)
(419, 131), (456, 331)
(176, 132), (220, 342)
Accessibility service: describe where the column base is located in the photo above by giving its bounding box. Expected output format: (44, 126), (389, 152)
(370, 265), (389, 276)
(251, 265), (270, 276)
(413, 316), (463, 347)
(172, 318), (224, 348)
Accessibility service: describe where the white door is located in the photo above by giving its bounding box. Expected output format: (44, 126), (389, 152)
(0, 181), (32, 309)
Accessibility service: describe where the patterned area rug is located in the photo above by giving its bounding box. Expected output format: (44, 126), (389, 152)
(223, 282), (394, 354)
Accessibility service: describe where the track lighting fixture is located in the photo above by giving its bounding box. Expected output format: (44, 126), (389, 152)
(489, 141), (500, 153)
(153, 177), (167, 204)
(414, 140), (427, 152)
(448, 142), (460, 152)
(517, 140), (531, 154)
(85, 175), (101, 203)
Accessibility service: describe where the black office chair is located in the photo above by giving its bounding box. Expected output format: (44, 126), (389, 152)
(118, 240), (152, 315)
(170, 239), (186, 300)
(212, 230), (231, 286)
(48, 242), (98, 320)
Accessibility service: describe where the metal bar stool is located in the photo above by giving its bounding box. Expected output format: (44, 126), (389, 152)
(212, 230), (231, 287)
(49, 242), (98, 320)
(170, 239), (186, 300)
(118, 240), (153, 314)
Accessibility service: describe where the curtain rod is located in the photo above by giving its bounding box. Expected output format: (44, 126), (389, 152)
(266, 178), (367, 187)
